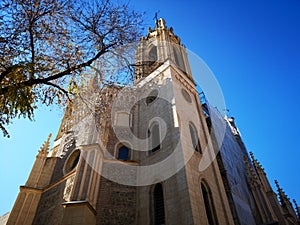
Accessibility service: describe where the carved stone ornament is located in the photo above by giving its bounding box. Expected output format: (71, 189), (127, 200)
(60, 133), (76, 157)
(63, 174), (75, 202)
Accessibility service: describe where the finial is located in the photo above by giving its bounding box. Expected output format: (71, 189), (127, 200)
(156, 18), (166, 29)
(293, 199), (299, 209)
(275, 180), (290, 205)
(293, 199), (300, 218)
(293, 199), (299, 208)
(275, 179), (283, 193)
(249, 151), (254, 158)
(38, 133), (52, 157)
(249, 152), (257, 164)
(250, 151), (265, 172)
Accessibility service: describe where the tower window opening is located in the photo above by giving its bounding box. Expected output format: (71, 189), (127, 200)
(149, 46), (158, 66)
(173, 46), (186, 72)
(153, 183), (165, 225)
(118, 146), (130, 160)
(189, 123), (202, 153)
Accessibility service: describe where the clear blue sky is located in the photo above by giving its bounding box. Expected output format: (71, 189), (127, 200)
(1, 0), (299, 215)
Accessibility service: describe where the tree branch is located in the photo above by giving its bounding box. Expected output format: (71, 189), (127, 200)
(44, 81), (72, 101)
(0, 42), (116, 95)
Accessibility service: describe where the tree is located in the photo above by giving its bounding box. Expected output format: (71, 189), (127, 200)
(0, 0), (144, 137)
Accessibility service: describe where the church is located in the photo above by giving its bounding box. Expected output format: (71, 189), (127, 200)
(4, 19), (300, 225)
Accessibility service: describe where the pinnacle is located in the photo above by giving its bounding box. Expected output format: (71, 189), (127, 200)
(244, 156), (259, 186)
(275, 180), (290, 204)
(249, 151), (265, 172)
(275, 180), (283, 193)
(38, 133), (52, 156)
(293, 199), (300, 218)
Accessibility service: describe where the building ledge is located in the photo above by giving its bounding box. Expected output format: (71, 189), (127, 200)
(62, 200), (97, 215)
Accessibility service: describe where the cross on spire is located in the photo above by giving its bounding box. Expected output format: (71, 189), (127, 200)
(153, 10), (160, 25)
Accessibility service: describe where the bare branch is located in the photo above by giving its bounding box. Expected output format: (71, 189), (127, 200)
(0, 42), (116, 95)
(44, 81), (72, 101)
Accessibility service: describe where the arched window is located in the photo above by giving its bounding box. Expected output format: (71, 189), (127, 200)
(64, 149), (80, 174)
(173, 46), (185, 71)
(150, 123), (160, 152)
(118, 146), (130, 160)
(70, 155), (80, 171)
(201, 183), (218, 225)
(181, 88), (192, 103)
(189, 123), (201, 153)
(153, 183), (165, 225)
(149, 46), (158, 66)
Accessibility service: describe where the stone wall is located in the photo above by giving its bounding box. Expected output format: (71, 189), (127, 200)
(32, 182), (66, 225)
(96, 177), (137, 225)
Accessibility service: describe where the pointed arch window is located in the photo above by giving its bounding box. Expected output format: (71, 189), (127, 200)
(118, 146), (130, 160)
(189, 122), (201, 153)
(201, 183), (218, 225)
(149, 46), (158, 66)
(149, 123), (160, 152)
(173, 46), (185, 72)
(153, 183), (165, 225)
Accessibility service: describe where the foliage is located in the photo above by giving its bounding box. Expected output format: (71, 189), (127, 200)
(0, 0), (144, 137)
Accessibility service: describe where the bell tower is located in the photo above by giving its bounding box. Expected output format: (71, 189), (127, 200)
(135, 18), (192, 80)
(129, 18), (236, 224)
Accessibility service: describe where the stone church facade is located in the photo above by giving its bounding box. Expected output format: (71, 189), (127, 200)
(4, 19), (300, 225)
